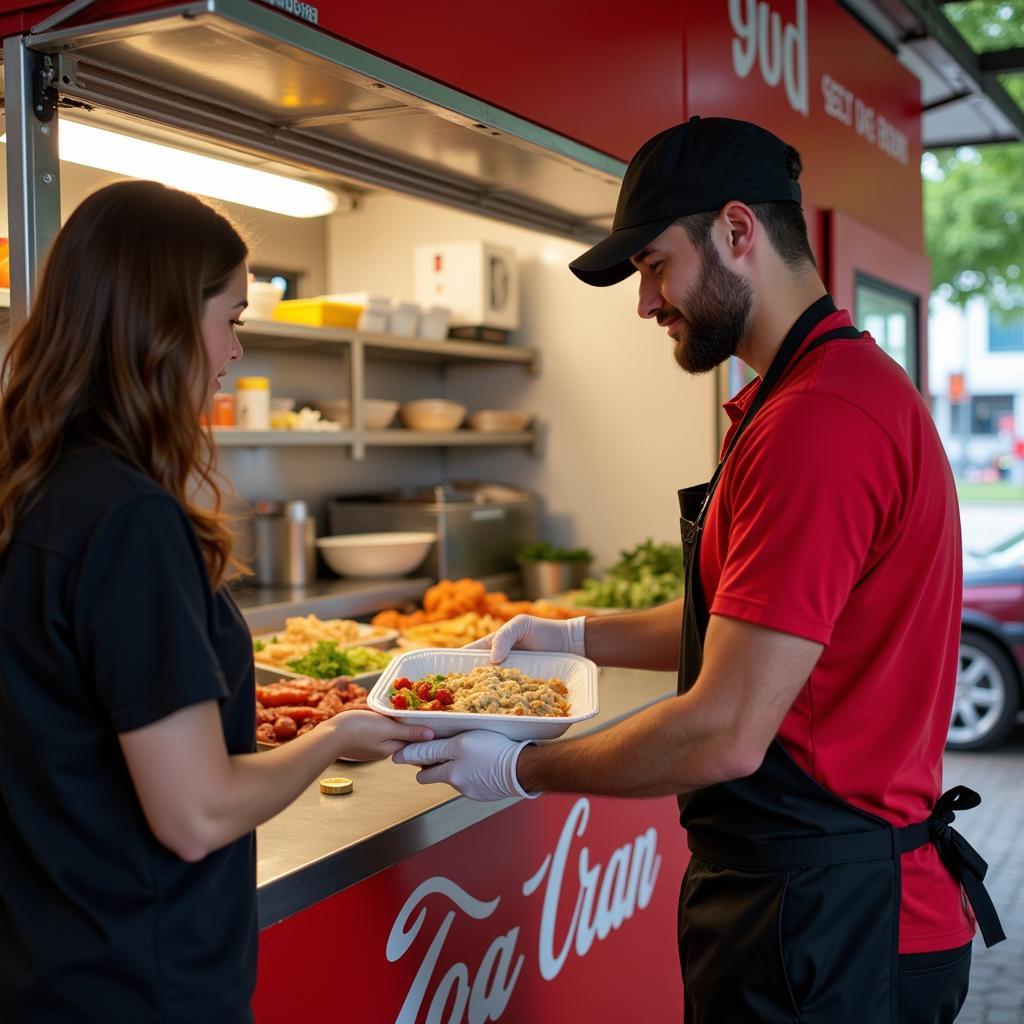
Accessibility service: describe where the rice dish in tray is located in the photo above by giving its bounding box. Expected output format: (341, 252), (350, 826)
(388, 665), (569, 717)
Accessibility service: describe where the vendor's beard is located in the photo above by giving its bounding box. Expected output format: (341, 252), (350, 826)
(671, 245), (753, 375)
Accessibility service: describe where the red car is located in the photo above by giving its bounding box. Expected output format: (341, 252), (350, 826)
(947, 531), (1024, 751)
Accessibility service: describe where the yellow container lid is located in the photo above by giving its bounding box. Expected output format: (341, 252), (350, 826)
(272, 297), (363, 328)
(319, 776), (354, 795)
(236, 376), (270, 390)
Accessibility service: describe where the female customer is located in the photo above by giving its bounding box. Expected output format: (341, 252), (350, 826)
(0, 180), (430, 1023)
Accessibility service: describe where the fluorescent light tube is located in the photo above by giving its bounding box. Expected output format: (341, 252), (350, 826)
(3, 120), (338, 218)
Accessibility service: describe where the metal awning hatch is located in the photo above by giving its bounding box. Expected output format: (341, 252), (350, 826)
(8, 0), (625, 239)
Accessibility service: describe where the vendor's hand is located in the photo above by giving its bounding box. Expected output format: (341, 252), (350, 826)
(465, 614), (586, 664)
(392, 730), (538, 801)
(330, 709), (433, 761)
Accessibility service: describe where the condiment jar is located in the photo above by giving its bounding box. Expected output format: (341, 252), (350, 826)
(236, 376), (270, 430)
(212, 393), (236, 426)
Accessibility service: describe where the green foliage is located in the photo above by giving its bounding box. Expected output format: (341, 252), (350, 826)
(572, 539), (684, 609)
(923, 3), (1024, 305)
(517, 541), (593, 563)
(924, 145), (1024, 305)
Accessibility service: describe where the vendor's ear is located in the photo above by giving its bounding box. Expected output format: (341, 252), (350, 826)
(717, 201), (757, 261)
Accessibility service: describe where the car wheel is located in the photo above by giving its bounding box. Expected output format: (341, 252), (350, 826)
(946, 630), (1022, 752)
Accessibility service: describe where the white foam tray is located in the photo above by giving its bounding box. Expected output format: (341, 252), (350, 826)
(368, 648), (599, 740)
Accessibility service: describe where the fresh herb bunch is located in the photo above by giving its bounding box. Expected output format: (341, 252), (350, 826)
(517, 540), (593, 563)
(286, 641), (392, 679)
(573, 539), (683, 609)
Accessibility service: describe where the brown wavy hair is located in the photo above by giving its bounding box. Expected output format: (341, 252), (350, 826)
(0, 180), (248, 588)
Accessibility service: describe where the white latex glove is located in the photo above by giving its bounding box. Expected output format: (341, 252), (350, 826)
(464, 614), (586, 664)
(392, 730), (539, 801)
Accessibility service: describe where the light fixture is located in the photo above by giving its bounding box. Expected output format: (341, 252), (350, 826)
(3, 120), (338, 218)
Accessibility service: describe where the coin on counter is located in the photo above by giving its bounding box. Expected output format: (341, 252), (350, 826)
(319, 776), (354, 795)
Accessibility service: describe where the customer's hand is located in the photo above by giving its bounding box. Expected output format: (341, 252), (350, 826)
(392, 730), (538, 801)
(330, 710), (433, 761)
(464, 614), (586, 664)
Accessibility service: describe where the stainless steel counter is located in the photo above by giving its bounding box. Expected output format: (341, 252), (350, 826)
(233, 576), (433, 632)
(254, 667), (676, 928)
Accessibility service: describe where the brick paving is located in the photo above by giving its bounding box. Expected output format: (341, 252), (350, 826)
(943, 726), (1024, 1023)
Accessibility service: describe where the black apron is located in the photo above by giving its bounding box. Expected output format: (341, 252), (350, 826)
(676, 295), (1004, 1023)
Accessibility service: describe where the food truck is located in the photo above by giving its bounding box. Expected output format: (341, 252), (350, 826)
(2, 1), (1011, 1019)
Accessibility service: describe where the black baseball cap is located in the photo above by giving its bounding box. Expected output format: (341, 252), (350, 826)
(569, 116), (802, 287)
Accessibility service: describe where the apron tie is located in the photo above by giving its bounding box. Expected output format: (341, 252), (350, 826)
(927, 786), (1005, 948)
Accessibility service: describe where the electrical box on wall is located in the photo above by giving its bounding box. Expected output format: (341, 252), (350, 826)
(414, 241), (520, 332)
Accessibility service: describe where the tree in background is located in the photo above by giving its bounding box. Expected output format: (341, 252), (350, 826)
(924, 2), (1024, 309)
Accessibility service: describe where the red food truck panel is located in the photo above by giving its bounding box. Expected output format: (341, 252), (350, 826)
(254, 794), (688, 1023)
(682, 0), (924, 247)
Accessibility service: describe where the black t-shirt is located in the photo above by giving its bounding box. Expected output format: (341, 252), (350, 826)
(0, 448), (257, 1023)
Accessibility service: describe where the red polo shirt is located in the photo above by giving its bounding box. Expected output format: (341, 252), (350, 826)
(701, 308), (974, 954)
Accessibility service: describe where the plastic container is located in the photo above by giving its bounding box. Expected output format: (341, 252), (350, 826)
(212, 393), (236, 426)
(368, 648), (599, 740)
(247, 281), (284, 319)
(272, 298), (363, 328)
(236, 376), (270, 430)
(390, 302), (421, 337)
(329, 293), (391, 333)
(417, 305), (451, 341)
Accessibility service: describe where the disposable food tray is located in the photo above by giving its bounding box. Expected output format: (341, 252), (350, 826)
(369, 648), (599, 740)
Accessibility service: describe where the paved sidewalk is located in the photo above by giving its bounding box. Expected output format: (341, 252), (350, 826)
(944, 728), (1024, 1023)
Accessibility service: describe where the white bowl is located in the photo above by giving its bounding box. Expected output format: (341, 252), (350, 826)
(369, 648), (599, 740)
(467, 409), (532, 433)
(399, 399), (467, 432)
(315, 399), (399, 430)
(247, 281), (285, 320)
(316, 532), (436, 578)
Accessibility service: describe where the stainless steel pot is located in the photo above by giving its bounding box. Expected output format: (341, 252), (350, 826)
(252, 500), (317, 586)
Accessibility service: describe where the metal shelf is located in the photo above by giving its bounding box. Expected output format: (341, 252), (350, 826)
(364, 429), (534, 446)
(213, 429), (353, 447)
(213, 428), (536, 450)
(237, 319), (537, 370)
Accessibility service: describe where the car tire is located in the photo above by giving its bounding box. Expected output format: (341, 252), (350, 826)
(946, 630), (1022, 752)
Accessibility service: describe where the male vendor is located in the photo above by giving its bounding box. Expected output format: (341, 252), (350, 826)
(395, 117), (1004, 1023)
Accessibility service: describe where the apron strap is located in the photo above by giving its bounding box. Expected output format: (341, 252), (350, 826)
(921, 786), (1006, 948)
(688, 785), (1005, 947)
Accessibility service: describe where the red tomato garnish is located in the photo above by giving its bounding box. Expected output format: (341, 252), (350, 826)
(394, 678), (413, 690)
(415, 682), (434, 701)
(391, 694), (409, 709)
(422, 699), (443, 711)
(436, 688), (454, 706)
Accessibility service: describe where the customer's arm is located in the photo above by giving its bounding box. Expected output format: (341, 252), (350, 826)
(120, 706), (431, 863)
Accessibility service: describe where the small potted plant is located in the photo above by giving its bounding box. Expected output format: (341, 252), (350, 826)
(517, 541), (593, 600)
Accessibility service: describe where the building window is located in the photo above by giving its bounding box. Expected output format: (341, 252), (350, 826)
(988, 309), (1024, 352)
(970, 394), (1015, 436)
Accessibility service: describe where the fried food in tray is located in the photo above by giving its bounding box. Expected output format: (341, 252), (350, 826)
(371, 578), (586, 641)
(255, 675), (368, 748)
